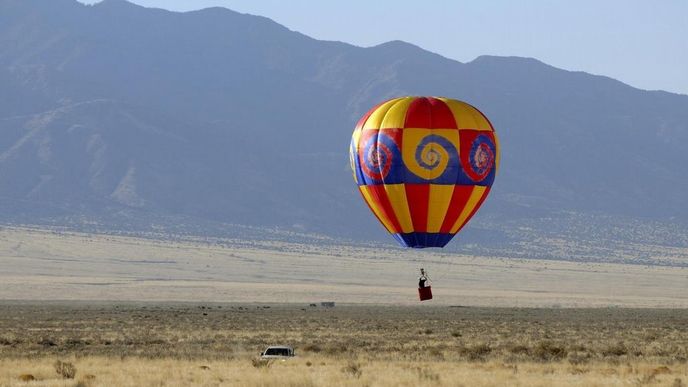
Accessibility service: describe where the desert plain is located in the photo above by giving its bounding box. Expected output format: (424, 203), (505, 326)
(0, 227), (687, 386)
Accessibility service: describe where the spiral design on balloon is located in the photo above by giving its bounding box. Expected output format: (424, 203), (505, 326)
(410, 134), (454, 180)
(467, 134), (495, 181)
(417, 145), (442, 170)
(359, 133), (398, 181)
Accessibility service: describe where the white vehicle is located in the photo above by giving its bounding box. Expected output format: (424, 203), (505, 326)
(260, 346), (295, 359)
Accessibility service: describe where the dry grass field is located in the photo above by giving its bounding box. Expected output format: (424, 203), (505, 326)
(0, 303), (687, 386)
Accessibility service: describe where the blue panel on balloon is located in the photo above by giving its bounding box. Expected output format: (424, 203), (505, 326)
(393, 232), (455, 248)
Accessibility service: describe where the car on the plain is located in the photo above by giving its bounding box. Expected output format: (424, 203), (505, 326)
(260, 346), (295, 359)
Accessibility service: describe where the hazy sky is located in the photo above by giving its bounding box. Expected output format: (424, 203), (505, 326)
(79, 0), (688, 95)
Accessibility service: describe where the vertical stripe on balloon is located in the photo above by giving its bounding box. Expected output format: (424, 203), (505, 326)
(351, 127), (362, 151)
(358, 186), (393, 232)
(454, 187), (491, 234)
(450, 186), (487, 233)
(405, 97), (456, 129)
(384, 183), (414, 233)
(380, 97), (414, 129)
(363, 98), (405, 130)
(439, 185), (475, 233)
(404, 97), (433, 128)
(436, 98), (492, 131)
(427, 97), (458, 128)
(473, 103), (497, 132)
(355, 100), (386, 131)
(361, 185), (403, 233)
(404, 184), (430, 232)
(426, 184), (455, 233)
(350, 127), (363, 184)
(349, 139), (358, 185)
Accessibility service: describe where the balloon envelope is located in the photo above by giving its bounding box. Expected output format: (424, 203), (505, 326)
(350, 96), (499, 248)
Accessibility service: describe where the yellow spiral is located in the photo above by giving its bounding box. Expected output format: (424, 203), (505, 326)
(416, 142), (449, 179)
(401, 132), (453, 180)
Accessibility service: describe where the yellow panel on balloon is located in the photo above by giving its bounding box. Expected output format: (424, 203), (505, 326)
(437, 98), (492, 131)
(362, 98), (405, 130)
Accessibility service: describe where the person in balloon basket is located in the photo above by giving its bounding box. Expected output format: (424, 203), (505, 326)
(418, 268), (429, 289)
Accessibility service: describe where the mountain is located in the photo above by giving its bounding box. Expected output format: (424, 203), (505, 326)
(1, 0), (687, 263)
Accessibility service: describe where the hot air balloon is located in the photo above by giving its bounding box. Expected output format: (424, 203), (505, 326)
(350, 96), (499, 249)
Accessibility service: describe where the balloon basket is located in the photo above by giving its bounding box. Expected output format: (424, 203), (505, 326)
(418, 286), (433, 301)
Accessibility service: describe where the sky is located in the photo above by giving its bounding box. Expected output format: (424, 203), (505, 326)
(79, 0), (688, 95)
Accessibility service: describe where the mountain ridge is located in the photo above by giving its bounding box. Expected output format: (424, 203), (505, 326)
(1, 0), (687, 263)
